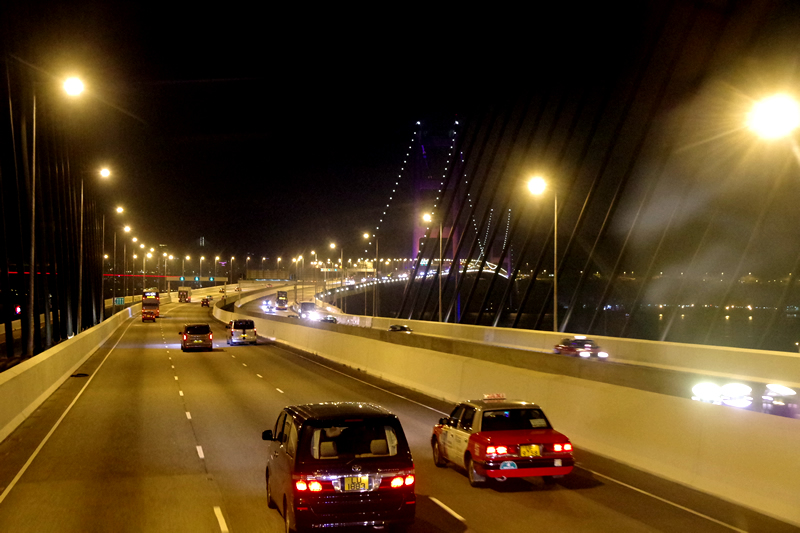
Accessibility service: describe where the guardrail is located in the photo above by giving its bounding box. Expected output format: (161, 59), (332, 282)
(212, 306), (800, 527)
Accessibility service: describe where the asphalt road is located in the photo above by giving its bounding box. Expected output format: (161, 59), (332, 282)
(0, 301), (795, 532)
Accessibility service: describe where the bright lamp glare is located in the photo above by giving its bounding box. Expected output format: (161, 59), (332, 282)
(63, 77), (84, 96)
(528, 176), (547, 195)
(691, 382), (721, 403)
(747, 94), (800, 139)
(100, 168), (111, 178)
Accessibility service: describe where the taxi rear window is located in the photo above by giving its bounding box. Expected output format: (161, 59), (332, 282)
(481, 408), (551, 431)
(304, 422), (400, 460)
(233, 320), (255, 329)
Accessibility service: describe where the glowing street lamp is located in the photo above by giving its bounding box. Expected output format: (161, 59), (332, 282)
(528, 176), (558, 332)
(422, 214), (442, 322)
(215, 256), (220, 285)
(63, 77), (85, 96)
(200, 256), (205, 286)
(747, 94), (800, 140)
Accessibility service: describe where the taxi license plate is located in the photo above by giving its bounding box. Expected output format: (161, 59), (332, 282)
(520, 444), (541, 457)
(343, 476), (369, 491)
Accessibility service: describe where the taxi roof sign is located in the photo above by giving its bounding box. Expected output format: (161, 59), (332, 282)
(483, 393), (506, 400)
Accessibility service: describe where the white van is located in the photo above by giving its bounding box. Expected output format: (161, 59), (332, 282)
(226, 319), (257, 345)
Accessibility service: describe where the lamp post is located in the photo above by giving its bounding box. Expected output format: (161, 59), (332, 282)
(200, 256), (205, 287)
(214, 256), (220, 286)
(183, 255), (190, 282)
(245, 256), (250, 281)
(277, 257), (282, 277)
(230, 256), (235, 286)
(422, 214), (443, 322)
(528, 176), (558, 332)
(144, 253), (152, 292)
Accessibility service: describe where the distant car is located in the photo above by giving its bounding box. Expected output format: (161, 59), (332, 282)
(432, 396), (574, 486)
(262, 402), (416, 532)
(142, 310), (156, 322)
(388, 324), (412, 333)
(179, 323), (213, 351)
(554, 336), (608, 359)
(234, 287), (241, 292)
(206, 295), (213, 301)
(319, 315), (337, 324)
(219, 288), (225, 293)
(201, 298), (210, 307)
(226, 319), (257, 345)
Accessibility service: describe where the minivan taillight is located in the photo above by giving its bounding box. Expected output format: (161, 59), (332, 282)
(209, 333), (213, 340)
(182, 334), (187, 341)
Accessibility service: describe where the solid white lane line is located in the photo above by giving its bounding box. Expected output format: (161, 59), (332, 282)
(256, 374), (263, 378)
(196, 446), (204, 459)
(276, 388), (284, 394)
(0, 318), (138, 507)
(294, 352), (449, 415)
(576, 464), (747, 532)
(429, 497), (465, 522)
(186, 412), (192, 419)
(213, 506), (229, 533)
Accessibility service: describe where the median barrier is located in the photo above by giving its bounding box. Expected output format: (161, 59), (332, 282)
(212, 307), (800, 527)
(0, 303), (142, 444)
(364, 316), (800, 386)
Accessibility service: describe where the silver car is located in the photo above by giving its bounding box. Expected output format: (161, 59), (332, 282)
(180, 323), (213, 351)
(226, 319), (257, 345)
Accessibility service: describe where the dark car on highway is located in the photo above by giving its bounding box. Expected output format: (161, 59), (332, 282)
(262, 402), (416, 532)
(179, 323), (213, 351)
(554, 336), (608, 359)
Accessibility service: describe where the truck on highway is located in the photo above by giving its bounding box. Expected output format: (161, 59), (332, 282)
(275, 290), (288, 310)
(296, 301), (319, 320)
(178, 287), (192, 303)
(142, 289), (160, 318)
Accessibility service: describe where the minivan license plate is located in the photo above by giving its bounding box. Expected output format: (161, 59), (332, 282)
(343, 476), (369, 491)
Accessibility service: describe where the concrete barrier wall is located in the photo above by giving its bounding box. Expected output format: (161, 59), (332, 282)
(358, 316), (800, 386)
(213, 307), (800, 526)
(0, 303), (141, 444)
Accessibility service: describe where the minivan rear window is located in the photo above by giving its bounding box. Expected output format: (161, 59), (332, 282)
(186, 325), (211, 334)
(233, 320), (255, 329)
(307, 422), (400, 460)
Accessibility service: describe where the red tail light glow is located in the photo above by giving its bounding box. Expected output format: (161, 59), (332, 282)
(390, 477), (404, 488)
(554, 443), (573, 452)
(295, 480), (308, 491)
(486, 445), (508, 455)
(404, 475), (414, 486)
(564, 443), (573, 452)
(209, 333), (213, 340)
(308, 480), (322, 492)
(182, 334), (187, 341)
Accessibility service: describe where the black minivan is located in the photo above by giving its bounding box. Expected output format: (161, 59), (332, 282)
(262, 402), (416, 532)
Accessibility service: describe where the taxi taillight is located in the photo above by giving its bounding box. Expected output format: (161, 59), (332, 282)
(554, 443), (573, 452)
(486, 445), (509, 455)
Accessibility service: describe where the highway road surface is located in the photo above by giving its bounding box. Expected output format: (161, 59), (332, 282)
(0, 300), (795, 532)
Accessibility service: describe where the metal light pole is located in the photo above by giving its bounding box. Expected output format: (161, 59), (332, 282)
(215, 256), (219, 286)
(423, 214), (443, 322)
(200, 256), (205, 287)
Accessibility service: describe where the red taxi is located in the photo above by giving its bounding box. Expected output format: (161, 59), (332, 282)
(431, 396), (573, 486)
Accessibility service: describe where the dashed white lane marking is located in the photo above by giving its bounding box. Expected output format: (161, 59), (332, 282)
(213, 506), (229, 533)
(186, 412), (192, 419)
(276, 388), (284, 394)
(174, 376), (178, 380)
(196, 446), (204, 459)
(242, 363), (247, 367)
(179, 391), (184, 396)
(576, 465), (747, 532)
(256, 374), (263, 378)
(231, 355), (235, 358)
(429, 497), (465, 522)
(171, 365), (175, 369)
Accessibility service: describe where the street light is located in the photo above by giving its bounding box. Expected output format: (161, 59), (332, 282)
(144, 252), (152, 292)
(528, 176), (558, 332)
(230, 256), (235, 285)
(422, 214), (443, 322)
(246, 256), (250, 281)
(183, 255), (190, 281)
(200, 256), (205, 287)
(747, 94), (800, 140)
(215, 256), (220, 286)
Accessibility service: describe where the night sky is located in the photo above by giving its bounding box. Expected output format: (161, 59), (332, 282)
(3, 1), (646, 264)
(6, 0), (800, 283)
